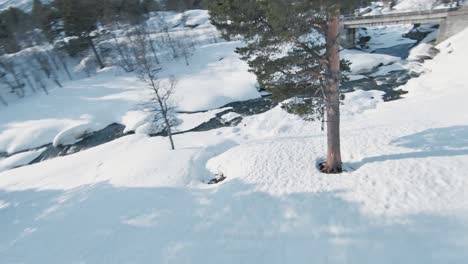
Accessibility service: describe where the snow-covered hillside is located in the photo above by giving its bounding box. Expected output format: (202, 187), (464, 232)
(395, 0), (439, 11)
(394, 0), (464, 11)
(0, 1), (468, 259)
(0, 10), (259, 157)
(0, 0), (51, 12)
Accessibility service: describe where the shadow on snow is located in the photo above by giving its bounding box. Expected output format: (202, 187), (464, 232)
(1, 179), (467, 263)
(350, 126), (468, 169)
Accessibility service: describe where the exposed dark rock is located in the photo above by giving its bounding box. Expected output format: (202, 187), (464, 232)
(358, 36), (371, 46)
(207, 174), (226, 184)
(30, 123), (131, 164)
(404, 24), (439, 42)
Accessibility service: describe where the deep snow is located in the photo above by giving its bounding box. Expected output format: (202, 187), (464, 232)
(1, 27), (468, 263)
(1, 5), (468, 264)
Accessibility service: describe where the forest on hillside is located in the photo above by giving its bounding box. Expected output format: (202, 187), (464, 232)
(0, 0), (208, 105)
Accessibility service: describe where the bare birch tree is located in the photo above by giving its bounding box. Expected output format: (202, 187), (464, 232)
(32, 50), (62, 87)
(129, 26), (177, 150)
(32, 70), (48, 95)
(0, 58), (26, 98)
(53, 49), (73, 80)
(157, 15), (178, 58)
(112, 33), (136, 72)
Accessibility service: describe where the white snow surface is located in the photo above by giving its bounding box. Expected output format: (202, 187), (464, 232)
(408, 43), (438, 61)
(0, 148), (44, 173)
(395, 0), (440, 11)
(220, 111), (241, 123)
(1, 10), (468, 264)
(341, 49), (400, 74)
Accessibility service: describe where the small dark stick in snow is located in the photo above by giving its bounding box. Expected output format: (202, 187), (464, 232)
(208, 173), (226, 185)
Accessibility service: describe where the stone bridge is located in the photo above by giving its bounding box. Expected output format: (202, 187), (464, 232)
(340, 7), (468, 48)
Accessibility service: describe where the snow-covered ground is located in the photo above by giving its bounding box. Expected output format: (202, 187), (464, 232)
(1, 5), (468, 264)
(0, 10), (260, 155)
(1, 16), (468, 264)
(359, 0), (459, 16)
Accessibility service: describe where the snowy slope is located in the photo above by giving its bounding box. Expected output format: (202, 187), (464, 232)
(394, 0), (457, 11)
(395, 0), (437, 11)
(0, 10), (260, 155)
(0, 0), (49, 12)
(0, 24), (468, 263)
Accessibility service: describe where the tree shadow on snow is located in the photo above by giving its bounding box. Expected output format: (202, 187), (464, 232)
(349, 126), (468, 169)
(0, 180), (467, 263)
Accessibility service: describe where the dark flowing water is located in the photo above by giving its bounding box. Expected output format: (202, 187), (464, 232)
(343, 38), (426, 101)
(372, 43), (417, 59)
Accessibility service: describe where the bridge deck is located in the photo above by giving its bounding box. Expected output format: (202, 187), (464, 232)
(342, 7), (467, 28)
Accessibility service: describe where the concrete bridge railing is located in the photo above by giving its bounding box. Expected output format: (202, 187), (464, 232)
(340, 7), (468, 48)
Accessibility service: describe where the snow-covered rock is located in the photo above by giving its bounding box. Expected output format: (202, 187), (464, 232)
(0, 148), (44, 173)
(341, 49), (400, 74)
(408, 43), (439, 61)
(220, 112), (242, 124)
(175, 108), (230, 132)
(52, 122), (94, 147)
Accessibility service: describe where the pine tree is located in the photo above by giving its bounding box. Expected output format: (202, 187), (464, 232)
(32, 0), (57, 42)
(32, 0), (45, 25)
(55, 0), (105, 68)
(208, 0), (369, 173)
(142, 0), (162, 13)
(166, 0), (203, 11)
(0, 7), (34, 53)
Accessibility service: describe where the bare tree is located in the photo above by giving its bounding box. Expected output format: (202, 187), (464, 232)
(147, 32), (161, 65)
(32, 50), (62, 87)
(54, 49), (73, 80)
(139, 22), (162, 65)
(32, 70), (48, 95)
(129, 25), (177, 150)
(145, 78), (178, 150)
(175, 39), (191, 66)
(0, 58), (26, 98)
(86, 35), (105, 70)
(157, 15), (178, 58)
(112, 33), (136, 72)
(175, 32), (196, 66)
(45, 50), (61, 71)
(21, 70), (37, 94)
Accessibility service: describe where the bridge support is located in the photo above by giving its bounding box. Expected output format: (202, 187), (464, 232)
(437, 9), (468, 43)
(341, 28), (356, 49)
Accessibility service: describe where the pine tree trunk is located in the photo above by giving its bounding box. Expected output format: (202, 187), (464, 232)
(87, 36), (105, 69)
(323, 6), (343, 173)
